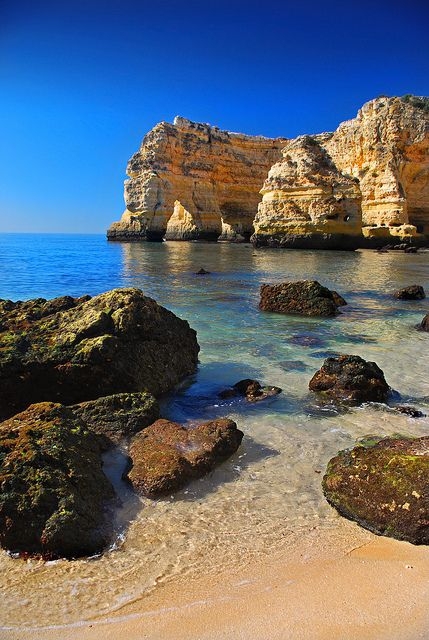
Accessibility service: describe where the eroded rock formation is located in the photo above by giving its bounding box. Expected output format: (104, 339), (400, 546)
(252, 136), (363, 248)
(108, 96), (429, 247)
(107, 116), (286, 241)
(325, 96), (429, 240)
(253, 96), (429, 247)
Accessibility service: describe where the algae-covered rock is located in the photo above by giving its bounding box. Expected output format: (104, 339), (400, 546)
(259, 281), (346, 317)
(71, 391), (160, 445)
(309, 354), (390, 405)
(323, 436), (429, 545)
(394, 285), (425, 300)
(126, 418), (243, 497)
(0, 402), (115, 558)
(0, 288), (199, 421)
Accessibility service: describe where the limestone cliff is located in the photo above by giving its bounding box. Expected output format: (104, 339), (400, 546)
(252, 135), (362, 249)
(325, 96), (429, 240)
(107, 116), (286, 241)
(108, 96), (429, 247)
(253, 96), (429, 247)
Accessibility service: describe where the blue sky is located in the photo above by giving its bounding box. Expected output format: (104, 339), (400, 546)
(0, 0), (428, 233)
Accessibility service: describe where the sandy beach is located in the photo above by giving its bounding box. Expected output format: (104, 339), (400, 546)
(4, 519), (429, 640)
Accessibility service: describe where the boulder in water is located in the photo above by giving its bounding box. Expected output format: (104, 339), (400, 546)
(71, 391), (160, 445)
(323, 435), (429, 545)
(259, 280), (346, 317)
(0, 288), (199, 421)
(309, 354), (390, 405)
(219, 379), (282, 402)
(394, 285), (425, 300)
(126, 418), (243, 496)
(0, 402), (115, 559)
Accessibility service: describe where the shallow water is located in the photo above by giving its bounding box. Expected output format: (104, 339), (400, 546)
(0, 235), (428, 628)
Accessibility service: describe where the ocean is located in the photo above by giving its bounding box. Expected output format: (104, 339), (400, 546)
(1, 233), (428, 628)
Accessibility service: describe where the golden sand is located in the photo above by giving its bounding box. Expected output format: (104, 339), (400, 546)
(5, 520), (429, 640)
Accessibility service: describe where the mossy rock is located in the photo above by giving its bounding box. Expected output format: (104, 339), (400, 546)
(0, 288), (199, 420)
(71, 391), (160, 445)
(259, 280), (346, 317)
(323, 435), (429, 545)
(309, 354), (390, 405)
(0, 402), (115, 558)
(126, 418), (244, 497)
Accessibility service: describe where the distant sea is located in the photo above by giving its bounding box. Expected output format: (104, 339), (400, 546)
(1, 233), (429, 629)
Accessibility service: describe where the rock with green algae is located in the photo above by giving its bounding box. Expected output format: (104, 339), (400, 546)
(126, 418), (244, 497)
(0, 402), (115, 559)
(0, 288), (199, 421)
(309, 354), (390, 405)
(71, 391), (160, 445)
(322, 435), (429, 545)
(259, 280), (346, 317)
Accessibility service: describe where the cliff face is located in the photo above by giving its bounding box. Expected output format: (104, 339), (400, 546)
(253, 96), (429, 247)
(325, 96), (429, 239)
(107, 117), (286, 241)
(108, 96), (429, 247)
(252, 135), (362, 249)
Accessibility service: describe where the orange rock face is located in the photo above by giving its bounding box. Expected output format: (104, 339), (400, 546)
(325, 96), (429, 237)
(108, 97), (429, 246)
(107, 116), (286, 241)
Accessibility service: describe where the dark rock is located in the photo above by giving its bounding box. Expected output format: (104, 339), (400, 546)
(126, 418), (244, 496)
(195, 268), (211, 275)
(259, 280), (346, 317)
(71, 391), (160, 445)
(419, 314), (429, 331)
(331, 291), (347, 307)
(394, 405), (426, 418)
(394, 285), (425, 300)
(309, 354), (390, 405)
(290, 334), (326, 348)
(404, 246), (418, 253)
(0, 402), (115, 559)
(0, 288), (199, 421)
(219, 378), (282, 402)
(322, 435), (429, 545)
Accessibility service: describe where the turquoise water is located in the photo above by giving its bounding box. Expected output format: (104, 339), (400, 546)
(1, 234), (429, 628)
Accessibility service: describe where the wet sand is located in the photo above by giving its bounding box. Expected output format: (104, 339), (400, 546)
(5, 520), (429, 640)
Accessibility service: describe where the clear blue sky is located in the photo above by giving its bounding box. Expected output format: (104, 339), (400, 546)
(0, 0), (428, 233)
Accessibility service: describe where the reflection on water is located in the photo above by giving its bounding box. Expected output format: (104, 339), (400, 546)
(0, 236), (428, 628)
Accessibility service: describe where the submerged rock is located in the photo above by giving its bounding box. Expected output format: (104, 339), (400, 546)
(309, 354), (390, 405)
(259, 280), (346, 317)
(0, 288), (199, 421)
(394, 405), (426, 418)
(322, 436), (429, 545)
(126, 418), (243, 497)
(0, 402), (115, 559)
(394, 285), (425, 300)
(219, 379), (282, 402)
(419, 314), (429, 331)
(71, 391), (160, 445)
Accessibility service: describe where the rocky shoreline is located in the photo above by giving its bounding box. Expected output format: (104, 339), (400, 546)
(0, 279), (428, 560)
